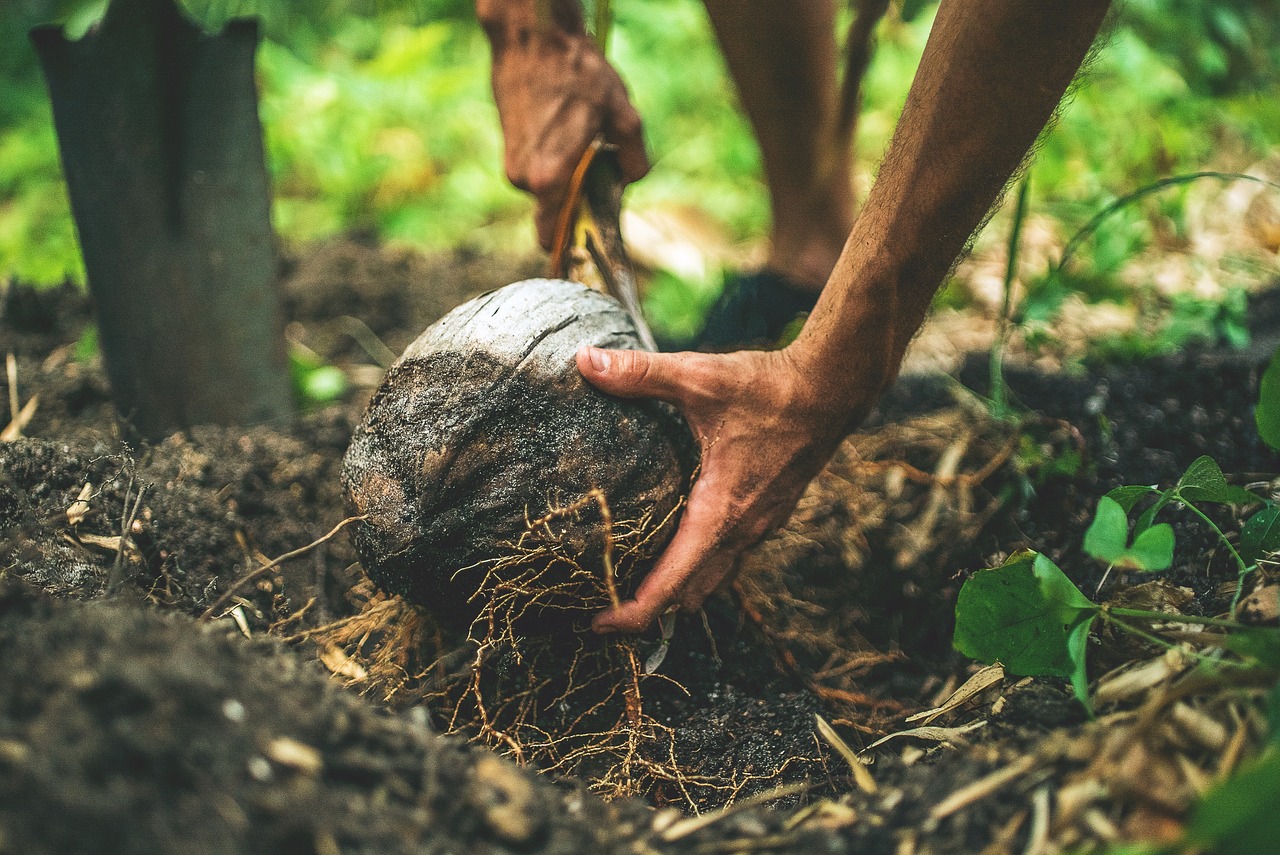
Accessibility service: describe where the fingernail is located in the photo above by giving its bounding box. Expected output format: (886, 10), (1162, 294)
(586, 346), (610, 373)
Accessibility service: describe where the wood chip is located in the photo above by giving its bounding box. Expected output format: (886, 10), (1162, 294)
(1094, 649), (1190, 705)
(6, 353), (18, 424)
(782, 799), (857, 831)
(318, 644), (368, 681)
(660, 782), (808, 842)
(229, 605), (251, 639)
(929, 753), (1039, 821)
(1022, 784), (1051, 855)
(75, 532), (125, 552)
(1168, 702), (1228, 752)
(72, 531), (142, 565)
(1216, 713), (1250, 779)
(0, 395), (38, 442)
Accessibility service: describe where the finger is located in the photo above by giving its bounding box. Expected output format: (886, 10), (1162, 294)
(534, 197), (563, 251)
(603, 82), (650, 184)
(594, 541), (736, 634)
(521, 128), (588, 250)
(592, 491), (730, 633)
(577, 347), (691, 404)
(523, 153), (575, 252)
(677, 549), (740, 611)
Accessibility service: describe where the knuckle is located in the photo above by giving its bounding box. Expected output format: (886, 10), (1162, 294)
(615, 350), (653, 383)
(612, 109), (643, 140)
(625, 351), (654, 381)
(507, 171), (530, 193)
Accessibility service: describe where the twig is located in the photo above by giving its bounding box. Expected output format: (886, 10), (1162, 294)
(1, 353), (38, 442)
(929, 754), (1039, 821)
(199, 515), (366, 622)
(107, 481), (146, 591)
(660, 782), (810, 842)
(1022, 784), (1052, 855)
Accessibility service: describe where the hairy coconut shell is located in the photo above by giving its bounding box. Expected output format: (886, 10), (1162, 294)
(342, 279), (695, 631)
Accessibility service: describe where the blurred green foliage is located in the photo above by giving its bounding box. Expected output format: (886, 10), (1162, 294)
(1, 0), (1277, 343)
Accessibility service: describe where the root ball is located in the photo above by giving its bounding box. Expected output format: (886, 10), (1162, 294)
(342, 279), (695, 631)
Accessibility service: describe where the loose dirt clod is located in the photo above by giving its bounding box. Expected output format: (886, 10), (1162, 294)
(343, 279), (695, 633)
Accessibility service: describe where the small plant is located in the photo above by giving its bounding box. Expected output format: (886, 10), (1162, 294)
(1098, 455), (1275, 609)
(954, 454), (1280, 711)
(1257, 345), (1280, 452)
(289, 343), (347, 408)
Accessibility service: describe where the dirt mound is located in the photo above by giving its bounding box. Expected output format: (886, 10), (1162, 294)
(0, 585), (709, 855)
(281, 237), (542, 363)
(0, 241), (1276, 854)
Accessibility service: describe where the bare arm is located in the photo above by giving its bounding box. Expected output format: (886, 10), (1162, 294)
(476, 0), (648, 248)
(584, 0), (1113, 633)
(795, 0), (1111, 400)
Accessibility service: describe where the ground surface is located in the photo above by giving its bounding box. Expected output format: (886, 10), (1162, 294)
(0, 239), (1276, 854)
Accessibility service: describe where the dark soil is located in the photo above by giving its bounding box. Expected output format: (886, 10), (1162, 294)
(0, 239), (1276, 854)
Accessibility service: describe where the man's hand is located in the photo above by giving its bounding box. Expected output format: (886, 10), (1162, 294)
(576, 344), (883, 633)
(479, 0), (649, 249)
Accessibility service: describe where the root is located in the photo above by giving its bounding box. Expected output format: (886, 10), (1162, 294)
(199, 515), (366, 622)
(290, 487), (737, 807)
(735, 405), (1024, 731)
(291, 406), (1030, 808)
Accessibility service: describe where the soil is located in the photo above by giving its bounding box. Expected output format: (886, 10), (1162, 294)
(0, 237), (1276, 854)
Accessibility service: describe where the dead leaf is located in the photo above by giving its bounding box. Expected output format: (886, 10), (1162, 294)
(816, 714), (876, 794)
(907, 664), (1004, 724)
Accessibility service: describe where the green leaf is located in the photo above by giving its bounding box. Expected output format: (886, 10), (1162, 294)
(1258, 346), (1280, 451)
(1187, 745), (1280, 854)
(301, 365), (347, 404)
(1241, 503), (1280, 566)
(1018, 273), (1071, 325)
(1063, 609), (1094, 706)
(1224, 627), (1280, 671)
(1105, 484), (1157, 513)
(1134, 488), (1175, 536)
(1084, 496), (1129, 562)
(953, 551), (1098, 707)
(1085, 498), (1174, 571)
(72, 325), (99, 363)
(1117, 523), (1175, 571)
(1177, 455), (1261, 505)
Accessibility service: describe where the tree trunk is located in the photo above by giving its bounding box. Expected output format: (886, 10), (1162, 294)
(31, 0), (292, 439)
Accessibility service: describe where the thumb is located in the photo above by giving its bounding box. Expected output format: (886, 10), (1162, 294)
(577, 346), (684, 403)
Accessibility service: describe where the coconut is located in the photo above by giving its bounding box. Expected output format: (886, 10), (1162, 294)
(342, 279), (696, 633)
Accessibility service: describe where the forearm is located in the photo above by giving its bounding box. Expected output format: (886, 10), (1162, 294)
(793, 0), (1111, 418)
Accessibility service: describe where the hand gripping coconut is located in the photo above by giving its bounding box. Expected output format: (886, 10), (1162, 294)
(342, 146), (695, 634)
